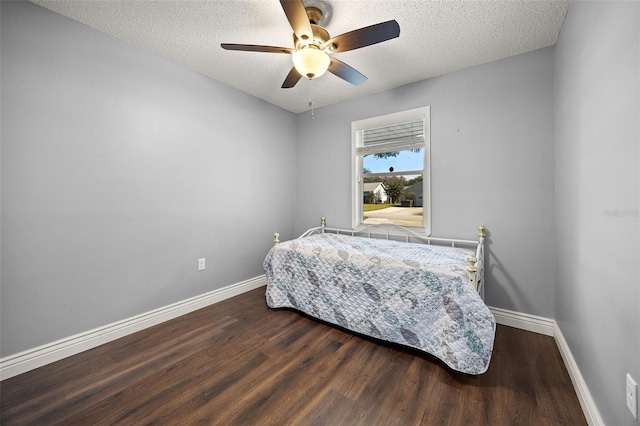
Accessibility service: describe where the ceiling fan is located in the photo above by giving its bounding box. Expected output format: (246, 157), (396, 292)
(221, 0), (400, 89)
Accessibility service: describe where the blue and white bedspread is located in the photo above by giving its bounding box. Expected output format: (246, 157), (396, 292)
(263, 233), (496, 375)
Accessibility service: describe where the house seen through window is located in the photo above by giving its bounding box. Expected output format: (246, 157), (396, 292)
(352, 107), (431, 234)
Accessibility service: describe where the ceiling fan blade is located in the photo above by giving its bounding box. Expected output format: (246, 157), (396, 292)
(328, 58), (367, 86)
(282, 67), (303, 88)
(221, 44), (292, 54)
(325, 20), (400, 53)
(280, 0), (313, 43)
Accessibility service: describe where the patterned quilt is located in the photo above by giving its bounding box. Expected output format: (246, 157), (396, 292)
(263, 233), (495, 374)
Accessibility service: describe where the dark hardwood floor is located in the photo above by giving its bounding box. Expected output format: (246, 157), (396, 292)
(1, 287), (586, 425)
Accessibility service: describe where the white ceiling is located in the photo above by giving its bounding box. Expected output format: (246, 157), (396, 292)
(31, 0), (570, 113)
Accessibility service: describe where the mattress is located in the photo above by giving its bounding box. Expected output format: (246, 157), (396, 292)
(263, 232), (495, 374)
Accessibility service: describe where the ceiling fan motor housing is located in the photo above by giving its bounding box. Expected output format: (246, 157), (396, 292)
(293, 23), (329, 49)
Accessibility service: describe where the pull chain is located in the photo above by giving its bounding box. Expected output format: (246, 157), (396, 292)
(309, 78), (315, 119)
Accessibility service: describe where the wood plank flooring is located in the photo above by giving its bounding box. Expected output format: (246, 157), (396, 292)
(1, 287), (586, 425)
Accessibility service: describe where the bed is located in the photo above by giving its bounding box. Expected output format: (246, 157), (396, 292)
(263, 218), (495, 375)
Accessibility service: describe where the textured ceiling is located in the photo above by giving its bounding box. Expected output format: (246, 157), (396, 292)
(31, 0), (570, 113)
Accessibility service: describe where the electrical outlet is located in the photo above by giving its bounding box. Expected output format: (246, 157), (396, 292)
(627, 373), (638, 419)
(198, 258), (205, 271)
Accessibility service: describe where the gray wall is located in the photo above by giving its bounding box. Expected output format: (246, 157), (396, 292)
(0, 1), (297, 357)
(555, 2), (640, 425)
(295, 47), (557, 318)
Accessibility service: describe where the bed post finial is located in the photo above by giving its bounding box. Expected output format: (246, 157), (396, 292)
(273, 232), (280, 245)
(321, 217), (326, 233)
(477, 225), (486, 239)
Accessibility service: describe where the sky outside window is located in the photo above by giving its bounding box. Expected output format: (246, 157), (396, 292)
(363, 148), (423, 174)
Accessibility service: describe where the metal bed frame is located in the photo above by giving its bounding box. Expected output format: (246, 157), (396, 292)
(273, 217), (486, 299)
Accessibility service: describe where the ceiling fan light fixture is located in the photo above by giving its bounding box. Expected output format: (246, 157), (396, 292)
(292, 46), (330, 79)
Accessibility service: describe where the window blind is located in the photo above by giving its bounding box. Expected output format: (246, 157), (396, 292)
(357, 119), (425, 156)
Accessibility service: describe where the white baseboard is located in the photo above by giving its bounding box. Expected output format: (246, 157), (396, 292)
(0, 275), (267, 381)
(489, 306), (603, 426)
(489, 306), (555, 336)
(553, 323), (604, 426)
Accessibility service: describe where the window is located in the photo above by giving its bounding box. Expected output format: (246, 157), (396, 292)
(351, 107), (431, 234)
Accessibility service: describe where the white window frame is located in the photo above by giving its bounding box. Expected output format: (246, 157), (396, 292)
(351, 106), (431, 235)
